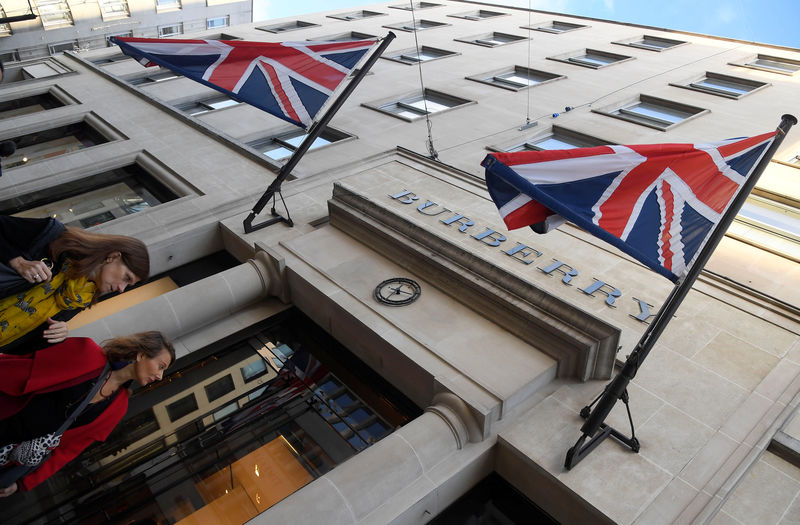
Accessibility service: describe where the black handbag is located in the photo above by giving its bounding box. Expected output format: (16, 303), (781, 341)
(0, 216), (65, 299)
(0, 363), (111, 489)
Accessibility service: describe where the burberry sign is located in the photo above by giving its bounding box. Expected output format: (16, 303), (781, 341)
(389, 190), (658, 324)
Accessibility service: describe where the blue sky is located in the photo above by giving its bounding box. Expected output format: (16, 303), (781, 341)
(254, 0), (799, 49)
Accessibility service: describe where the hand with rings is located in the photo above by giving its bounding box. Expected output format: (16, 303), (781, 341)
(8, 256), (53, 285)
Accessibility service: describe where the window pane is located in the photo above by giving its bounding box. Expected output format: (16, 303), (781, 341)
(626, 102), (689, 123)
(692, 77), (752, 95)
(166, 394), (198, 422)
(753, 58), (799, 73)
(205, 375), (235, 402)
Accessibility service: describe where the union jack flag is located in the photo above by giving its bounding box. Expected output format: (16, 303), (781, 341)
(111, 37), (378, 128)
(482, 132), (777, 282)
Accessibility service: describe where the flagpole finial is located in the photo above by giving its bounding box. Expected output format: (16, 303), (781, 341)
(781, 114), (797, 126)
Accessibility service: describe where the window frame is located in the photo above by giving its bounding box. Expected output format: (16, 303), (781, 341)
(522, 20), (587, 34)
(364, 89), (475, 122)
(246, 126), (354, 162)
(448, 9), (508, 21)
(467, 65), (565, 91)
(613, 34), (687, 52)
(548, 48), (634, 69)
(35, 0), (74, 29)
(206, 15), (229, 30)
(98, 0), (130, 20)
(157, 22), (183, 38)
(389, 2), (441, 10)
(670, 72), (769, 99)
(176, 95), (241, 116)
(256, 20), (320, 33)
(490, 126), (612, 153)
(594, 94), (709, 131)
(383, 19), (449, 32)
(732, 54), (800, 76)
(455, 31), (527, 48)
(327, 10), (386, 21)
(313, 31), (377, 42)
(154, 0), (181, 11)
(382, 45), (459, 65)
(0, 85), (78, 121)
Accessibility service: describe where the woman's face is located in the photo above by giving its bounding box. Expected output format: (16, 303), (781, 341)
(94, 251), (140, 295)
(133, 348), (172, 386)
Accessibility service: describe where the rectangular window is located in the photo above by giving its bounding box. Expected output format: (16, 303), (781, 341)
(157, 23), (183, 37)
(0, 6), (12, 35)
(449, 10), (507, 21)
(383, 45), (458, 65)
(456, 32), (526, 47)
(502, 127), (610, 152)
(616, 35), (686, 51)
(256, 20), (319, 33)
(315, 31), (377, 42)
(240, 359), (268, 382)
(155, 0), (181, 10)
(126, 69), (181, 85)
(549, 48), (632, 68)
(47, 40), (76, 54)
(384, 19), (449, 32)
(0, 58), (72, 82)
(166, 394), (198, 422)
(328, 10), (385, 21)
(176, 95), (240, 116)
(99, 0), (129, 19)
(247, 127), (351, 161)
(90, 53), (130, 65)
(204, 375), (235, 402)
(673, 72), (768, 99)
(468, 66), (564, 91)
(206, 16), (229, 29)
(524, 21), (586, 34)
(598, 95), (707, 130)
(389, 2), (440, 9)
(1, 119), (117, 170)
(35, 0), (74, 28)
(368, 89), (473, 121)
(0, 88), (72, 120)
(742, 54), (800, 75)
(0, 162), (180, 225)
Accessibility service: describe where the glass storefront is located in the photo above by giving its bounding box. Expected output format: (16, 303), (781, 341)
(3, 309), (420, 524)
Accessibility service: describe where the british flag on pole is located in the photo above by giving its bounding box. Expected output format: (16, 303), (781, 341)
(482, 132), (777, 282)
(110, 37), (378, 128)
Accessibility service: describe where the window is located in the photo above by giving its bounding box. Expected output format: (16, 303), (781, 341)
(328, 10), (385, 21)
(256, 20), (319, 33)
(738, 54), (800, 75)
(35, 0), (73, 28)
(384, 19), (448, 32)
(166, 394), (197, 422)
(177, 95), (240, 116)
(390, 2), (440, 9)
(126, 68), (181, 85)
(449, 10), (507, 20)
(615, 35), (686, 51)
(205, 375), (235, 402)
(367, 89), (473, 121)
(548, 48), (632, 68)
(314, 31), (377, 42)
(155, 0), (180, 10)
(0, 161), (180, 225)
(673, 72), (768, 99)
(598, 95), (707, 130)
(456, 32), (526, 47)
(524, 20), (586, 34)
(247, 127), (352, 161)
(0, 51), (19, 63)
(99, 0), (129, 19)
(240, 359), (268, 382)
(0, 88), (72, 120)
(0, 118), (119, 170)
(0, 6), (12, 36)
(0, 58), (72, 82)
(47, 40), (76, 54)
(90, 52), (130, 65)
(500, 127), (610, 152)
(157, 23), (183, 37)
(383, 45), (458, 65)
(206, 16), (229, 29)
(468, 66), (564, 91)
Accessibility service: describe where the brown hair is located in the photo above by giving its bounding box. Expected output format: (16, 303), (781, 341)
(49, 227), (149, 297)
(103, 331), (176, 366)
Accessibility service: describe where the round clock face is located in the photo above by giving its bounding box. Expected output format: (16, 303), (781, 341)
(374, 278), (421, 306)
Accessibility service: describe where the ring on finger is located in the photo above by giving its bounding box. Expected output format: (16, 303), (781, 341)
(34, 274), (40, 280)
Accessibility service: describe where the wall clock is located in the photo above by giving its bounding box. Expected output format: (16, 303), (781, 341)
(374, 278), (421, 306)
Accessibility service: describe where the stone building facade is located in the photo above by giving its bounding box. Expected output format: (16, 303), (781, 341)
(0, 1), (798, 523)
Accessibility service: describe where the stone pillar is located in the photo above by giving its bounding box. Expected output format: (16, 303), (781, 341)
(251, 394), (490, 524)
(71, 253), (277, 347)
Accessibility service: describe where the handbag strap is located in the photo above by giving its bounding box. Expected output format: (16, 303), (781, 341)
(54, 362), (112, 436)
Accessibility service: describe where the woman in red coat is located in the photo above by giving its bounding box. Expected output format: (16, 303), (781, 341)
(0, 332), (175, 496)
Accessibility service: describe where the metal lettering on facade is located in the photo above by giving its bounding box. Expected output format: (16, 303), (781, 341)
(389, 189), (657, 323)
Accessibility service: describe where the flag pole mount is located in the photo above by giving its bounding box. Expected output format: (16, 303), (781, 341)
(564, 113), (797, 470)
(243, 32), (396, 233)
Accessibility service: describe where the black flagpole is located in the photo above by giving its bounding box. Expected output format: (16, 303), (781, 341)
(243, 32), (396, 233)
(564, 114), (797, 470)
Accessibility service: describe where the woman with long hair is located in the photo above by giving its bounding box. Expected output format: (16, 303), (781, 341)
(0, 215), (149, 353)
(0, 331), (175, 496)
